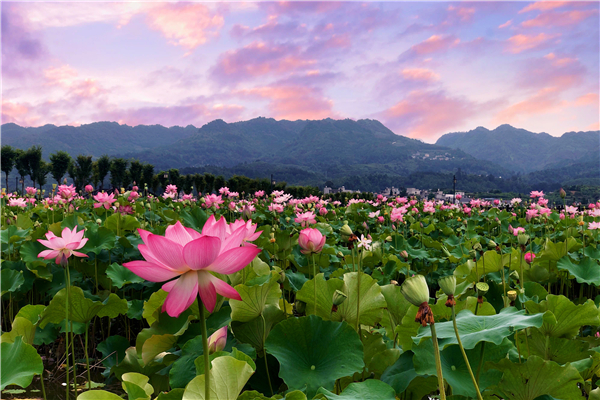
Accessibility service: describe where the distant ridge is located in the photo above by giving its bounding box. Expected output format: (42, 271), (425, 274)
(436, 124), (600, 173)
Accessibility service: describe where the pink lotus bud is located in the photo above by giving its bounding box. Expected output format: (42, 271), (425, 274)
(207, 326), (228, 354)
(524, 252), (536, 265)
(494, 199), (500, 206)
(400, 250), (408, 259)
(319, 207), (328, 216)
(377, 216), (385, 223)
(298, 228), (326, 255)
(560, 213), (565, 220)
(85, 185), (94, 193)
(456, 194), (462, 200)
(595, 332), (600, 338)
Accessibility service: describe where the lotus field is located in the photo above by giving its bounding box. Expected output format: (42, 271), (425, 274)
(3, 184), (600, 400)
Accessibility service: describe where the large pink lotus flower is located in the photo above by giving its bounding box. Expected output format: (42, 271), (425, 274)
(37, 226), (89, 266)
(123, 218), (261, 317)
(93, 192), (117, 209)
(8, 198), (27, 208)
(58, 184), (77, 201)
(298, 228), (326, 255)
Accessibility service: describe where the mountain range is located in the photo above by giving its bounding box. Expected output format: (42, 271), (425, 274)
(2, 118), (598, 192)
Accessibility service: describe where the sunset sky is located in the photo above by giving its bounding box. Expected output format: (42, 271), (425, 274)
(2, 1), (598, 142)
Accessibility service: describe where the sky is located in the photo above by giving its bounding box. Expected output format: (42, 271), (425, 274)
(2, 1), (599, 143)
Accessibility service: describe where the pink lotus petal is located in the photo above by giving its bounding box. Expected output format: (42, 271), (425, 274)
(184, 226), (202, 240)
(71, 251), (88, 258)
(163, 272), (198, 317)
(65, 241), (83, 250)
(198, 272), (217, 313)
(210, 275), (241, 301)
(37, 239), (56, 249)
(38, 249), (59, 259)
(202, 215), (227, 242)
(123, 261), (182, 282)
(205, 246), (261, 275)
(162, 279), (178, 292)
(165, 221), (194, 246)
(220, 226), (247, 254)
(182, 236), (221, 270)
(146, 234), (187, 272)
(45, 231), (57, 240)
(48, 236), (66, 249)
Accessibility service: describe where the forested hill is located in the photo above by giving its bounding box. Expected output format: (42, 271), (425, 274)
(436, 124), (600, 173)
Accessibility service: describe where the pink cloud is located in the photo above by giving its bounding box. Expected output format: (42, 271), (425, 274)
(2, 100), (37, 125)
(211, 42), (316, 84)
(494, 87), (565, 123)
(379, 90), (480, 141)
(236, 85), (336, 120)
(506, 33), (559, 53)
(519, 1), (570, 14)
(399, 35), (460, 62)
(574, 93), (599, 107)
(499, 20), (512, 29)
(230, 18), (307, 41)
(445, 5), (476, 23)
(586, 122), (600, 131)
(401, 68), (440, 82)
(522, 9), (598, 27)
(145, 3), (224, 51)
(517, 53), (585, 91)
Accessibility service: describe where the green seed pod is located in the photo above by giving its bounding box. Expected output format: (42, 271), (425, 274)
(332, 290), (348, 306)
(340, 224), (353, 241)
(488, 240), (497, 249)
(476, 282), (489, 296)
(438, 276), (456, 296)
(401, 275), (430, 306)
(507, 290), (517, 301)
(473, 242), (483, 252)
(295, 300), (306, 314)
(517, 233), (530, 246)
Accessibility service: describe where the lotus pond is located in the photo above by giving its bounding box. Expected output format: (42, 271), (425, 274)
(2, 186), (600, 400)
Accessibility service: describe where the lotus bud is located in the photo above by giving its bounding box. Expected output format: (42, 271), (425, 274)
(510, 270), (519, 281)
(285, 217), (290, 223)
(560, 188), (566, 199)
(476, 282), (489, 296)
(52, 183), (57, 190)
(278, 270), (286, 284)
(400, 250), (408, 259)
(390, 280), (399, 286)
(473, 242), (482, 252)
(337, 251), (344, 258)
(332, 290), (348, 306)
(207, 326), (227, 354)
(295, 300), (306, 314)
(114, 201), (120, 208)
(385, 236), (392, 242)
(441, 245), (452, 258)
(401, 275), (430, 307)
(487, 240), (497, 249)
(438, 276), (456, 296)
(96, 219), (102, 224)
(517, 233), (529, 246)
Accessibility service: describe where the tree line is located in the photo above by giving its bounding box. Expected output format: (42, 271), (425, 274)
(0, 145), (321, 198)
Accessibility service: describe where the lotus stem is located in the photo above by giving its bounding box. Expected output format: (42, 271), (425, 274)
(40, 370), (47, 400)
(475, 342), (485, 385)
(65, 262), (71, 400)
(312, 254), (317, 315)
(198, 297), (210, 400)
(71, 320), (76, 391)
(262, 313), (274, 396)
(451, 306), (483, 400)
(85, 321), (91, 390)
(429, 323), (446, 400)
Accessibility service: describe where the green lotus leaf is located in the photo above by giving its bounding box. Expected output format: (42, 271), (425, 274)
(332, 272), (387, 327)
(155, 388), (185, 400)
(1, 317), (36, 345)
(517, 328), (594, 365)
(413, 307), (545, 350)
(1, 269), (24, 296)
(487, 355), (584, 400)
(315, 379), (396, 400)
(265, 315), (364, 398)
(39, 287), (103, 326)
(182, 356), (254, 400)
(107, 262), (145, 288)
(525, 295), (600, 338)
(122, 372), (154, 399)
(295, 273), (343, 319)
(143, 289), (169, 326)
(0, 336), (44, 390)
(180, 207), (208, 232)
(537, 238), (578, 263)
(97, 335), (130, 375)
(141, 334), (178, 365)
(556, 256), (600, 286)
(380, 351), (419, 395)
(379, 284), (412, 341)
(81, 225), (117, 254)
(413, 338), (514, 398)
(230, 272), (281, 323)
(77, 390), (124, 400)
(19, 240), (50, 264)
(231, 304), (285, 352)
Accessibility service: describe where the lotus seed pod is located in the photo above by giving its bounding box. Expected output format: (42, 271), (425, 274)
(285, 217), (290, 223)
(488, 240), (497, 249)
(438, 276), (456, 296)
(507, 290), (518, 301)
(469, 249), (477, 259)
(476, 282), (489, 296)
(332, 290), (348, 306)
(96, 219), (102, 224)
(473, 242), (483, 252)
(390, 280), (399, 286)
(340, 224), (353, 241)
(401, 275), (430, 306)
(517, 233), (529, 246)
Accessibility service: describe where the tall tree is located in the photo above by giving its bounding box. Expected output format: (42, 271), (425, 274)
(129, 160), (143, 186)
(91, 161), (101, 188)
(24, 146), (42, 187)
(181, 175), (193, 194)
(97, 155), (111, 191)
(74, 155), (93, 191)
(36, 161), (51, 190)
(204, 173), (215, 194)
(168, 168), (181, 188)
(109, 158), (128, 189)
(214, 175), (226, 192)
(1, 145), (17, 191)
(49, 151), (72, 185)
(14, 149), (29, 194)
(142, 164), (154, 190)
(193, 173), (205, 195)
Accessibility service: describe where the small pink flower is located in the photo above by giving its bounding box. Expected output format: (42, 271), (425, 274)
(595, 332), (600, 338)
(255, 190), (265, 198)
(377, 216), (385, 223)
(295, 211), (316, 227)
(493, 199), (500, 206)
(588, 222), (600, 230)
(165, 184), (178, 194)
(85, 185), (94, 193)
(26, 187), (37, 196)
(37, 226), (89, 266)
(207, 326), (228, 354)
(319, 207), (328, 216)
(58, 184), (77, 201)
(298, 228), (326, 255)
(93, 192), (117, 209)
